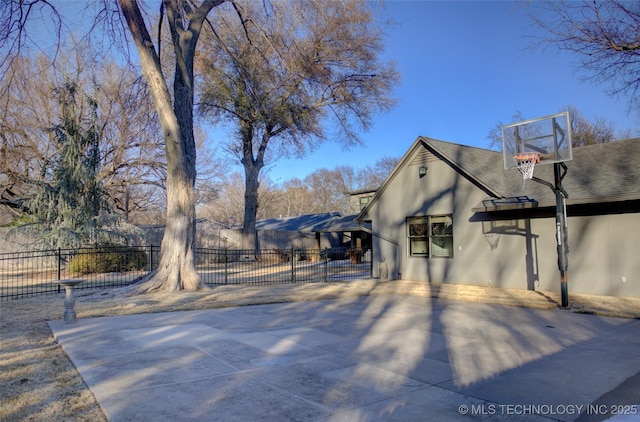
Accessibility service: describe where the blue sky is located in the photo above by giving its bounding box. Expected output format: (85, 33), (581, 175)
(264, 1), (638, 183)
(33, 1), (638, 184)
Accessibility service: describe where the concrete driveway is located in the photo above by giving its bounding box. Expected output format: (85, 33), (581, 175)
(48, 294), (640, 421)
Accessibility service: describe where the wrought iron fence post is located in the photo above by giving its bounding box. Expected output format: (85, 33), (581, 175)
(324, 247), (328, 282)
(224, 248), (228, 285)
(57, 247), (62, 293)
(291, 247), (295, 283)
(57, 248), (62, 281)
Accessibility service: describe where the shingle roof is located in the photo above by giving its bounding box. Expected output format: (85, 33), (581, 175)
(420, 137), (640, 211)
(358, 136), (640, 220)
(256, 212), (372, 233)
(503, 137), (640, 206)
(311, 214), (372, 233)
(419, 137), (505, 196)
(256, 212), (341, 231)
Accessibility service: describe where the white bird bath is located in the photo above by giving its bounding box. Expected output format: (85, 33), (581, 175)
(58, 279), (85, 324)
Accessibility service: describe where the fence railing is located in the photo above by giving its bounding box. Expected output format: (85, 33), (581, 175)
(0, 245), (160, 301)
(0, 246), (371, 301)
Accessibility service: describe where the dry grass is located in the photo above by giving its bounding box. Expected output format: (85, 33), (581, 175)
(1, 280), (639, 421)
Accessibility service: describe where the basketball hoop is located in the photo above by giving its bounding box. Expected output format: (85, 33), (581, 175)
(513, 152), (540, 180)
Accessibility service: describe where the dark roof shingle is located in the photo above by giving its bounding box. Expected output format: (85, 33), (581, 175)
(256, 212), (341, 231)
(422, 137), (640, 207)
(503, 138), (640, 205)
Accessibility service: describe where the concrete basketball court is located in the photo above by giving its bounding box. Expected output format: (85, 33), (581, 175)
(48, 294), (640, 421)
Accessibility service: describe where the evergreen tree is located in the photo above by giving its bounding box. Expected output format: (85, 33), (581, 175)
(25, 81), (137, 248)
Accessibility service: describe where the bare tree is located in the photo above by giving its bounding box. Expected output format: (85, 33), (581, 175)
(252, 176), (286, 219)
(302, 166), (354, 215)
(357, 156), (399, 190)
(197, 0), (399, 249)
(199, 170), (284, 224)
(2, 0), (395, 291)
(115, 0), (236, 292)
(565, 105), (618, 146)
(486, 111), (526, 151)
(92, 61), (168, 223)
(530, 1), (640, 110)
(0, 1), (62, 84)
(279, 178), (313, 217)
(2, 0), (235, 292)
(199, 153), (399, 224)
(0, 55), (58, 215)
(193, 127), (232, 221)
(0, 48), (167, 226)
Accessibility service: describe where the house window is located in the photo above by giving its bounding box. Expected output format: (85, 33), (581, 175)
(407, 215), (453, 257)
(359, 196), (371, 210)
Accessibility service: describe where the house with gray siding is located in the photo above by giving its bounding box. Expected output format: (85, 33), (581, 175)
(358, 137), (640, 298)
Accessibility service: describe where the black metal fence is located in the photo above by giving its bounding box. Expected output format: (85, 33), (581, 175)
(0, 246), (371, 301)
(0, 245), (160, 301)
(196, 247), (372, 286)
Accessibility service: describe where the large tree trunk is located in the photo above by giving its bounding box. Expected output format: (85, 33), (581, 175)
(118, 0), (223, 292)
(140, 88), (200, 292)
(147, 169), (200, 292)
(240, 124), (266, 251)
(242, 163), (259, 250)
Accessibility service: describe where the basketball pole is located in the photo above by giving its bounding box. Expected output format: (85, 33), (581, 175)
(554, 163), (570, 308)
(504, 111), (572, 309)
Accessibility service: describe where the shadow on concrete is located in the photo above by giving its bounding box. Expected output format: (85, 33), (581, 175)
(47, 286), (640, 421)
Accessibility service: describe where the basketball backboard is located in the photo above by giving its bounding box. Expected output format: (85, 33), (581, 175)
(502, 112), (572, 170)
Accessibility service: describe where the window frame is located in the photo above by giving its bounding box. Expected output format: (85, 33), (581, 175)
(359, 196), (371, 210)
(406, 214), (454, 258)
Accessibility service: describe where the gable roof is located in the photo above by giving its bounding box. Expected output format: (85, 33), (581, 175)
(418, 137), (506, 195)
(357, 136), (504, 220)
(311, 214), (372, 233)
(358, 136), (640, 218)
(256, 212), (341, 231)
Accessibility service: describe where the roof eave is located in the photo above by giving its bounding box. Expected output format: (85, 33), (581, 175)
(313, 226), (373, 234)
(472, 198), (539, 213)
(473, 194), (640, 213)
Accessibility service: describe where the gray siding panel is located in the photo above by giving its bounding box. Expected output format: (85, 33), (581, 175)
(367, 139), (640, 298)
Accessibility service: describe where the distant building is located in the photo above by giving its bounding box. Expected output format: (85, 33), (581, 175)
(138, 213), (372, 251)
(348, 188), (377, 214)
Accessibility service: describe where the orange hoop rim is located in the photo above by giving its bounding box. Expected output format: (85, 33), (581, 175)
(513, 152), (541, 163)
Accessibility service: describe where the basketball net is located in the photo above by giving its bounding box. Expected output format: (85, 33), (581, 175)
(514, 152), (540, 181)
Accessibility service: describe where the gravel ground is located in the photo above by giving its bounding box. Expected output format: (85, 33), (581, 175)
(1, 279), (639, 421)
